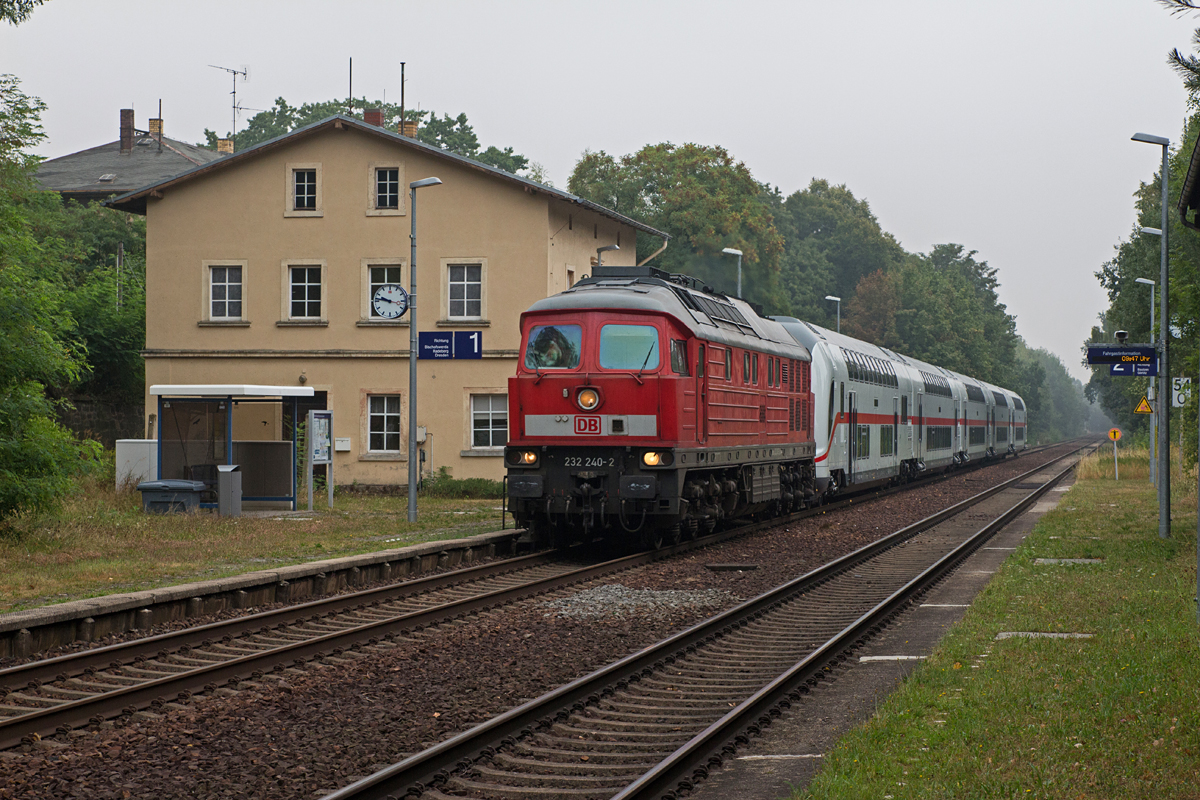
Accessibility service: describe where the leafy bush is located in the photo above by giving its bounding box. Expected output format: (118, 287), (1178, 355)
(420, 466), (503, 499)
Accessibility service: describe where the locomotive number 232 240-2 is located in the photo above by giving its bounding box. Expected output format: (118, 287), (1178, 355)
(563, 456), (616, 468)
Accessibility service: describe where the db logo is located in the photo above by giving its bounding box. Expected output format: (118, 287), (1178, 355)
(574, 416), (601, 435)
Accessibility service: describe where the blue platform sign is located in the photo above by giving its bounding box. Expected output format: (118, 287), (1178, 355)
(418, 331), (483, 359)
(454, 331), (483, 359)
(1110, 360), (1157, 377)
(1087, 345), (1156, 365)
(418, 332), (453, 359)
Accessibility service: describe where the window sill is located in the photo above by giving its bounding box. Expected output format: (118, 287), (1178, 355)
(359, 452), (408, 462)
(365, 207), (405, 217)
(283, 209), (323, 218)
(436, 319), (490, 327)
(356, 319), (410, 327)
(277, 320), (329, 327)
(198, 320), (250, 327)
(460, 448), (504, 458)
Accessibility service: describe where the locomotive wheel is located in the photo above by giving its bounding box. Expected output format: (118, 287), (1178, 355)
(666, 524), (682, 546)
(643, 528), (666, 551)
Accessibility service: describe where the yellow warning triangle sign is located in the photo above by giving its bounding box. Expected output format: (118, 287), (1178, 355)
(1134, 396), (1154, 414)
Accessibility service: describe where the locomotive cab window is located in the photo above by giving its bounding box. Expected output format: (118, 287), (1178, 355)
(743, 352), (751, 383)
(671, 340), (690, 375)
(524, 324), (582, 369)
(599, 324), (660, 370)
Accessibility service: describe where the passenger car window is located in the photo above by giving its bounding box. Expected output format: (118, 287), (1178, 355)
(599, 324), (660, 370)
(524, 324), (582, 369)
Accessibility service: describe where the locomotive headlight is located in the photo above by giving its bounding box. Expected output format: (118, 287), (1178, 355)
(576, 388), (601, 411)
(506, 449), (539, 467)
(642, 451), (673, 467)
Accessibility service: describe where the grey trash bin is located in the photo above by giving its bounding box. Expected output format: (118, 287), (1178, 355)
(217, 464), (242, 517)
(137, 479), (206, 514)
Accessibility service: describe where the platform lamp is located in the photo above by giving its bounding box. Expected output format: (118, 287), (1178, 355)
(1135, 275), (1157, 486)
(596, 244), (619, 268)
(1131, 132), (1170, 540)
(408, 176), (442, 523)
(825, 295), (841, 333)
(721, 247), (743, 297)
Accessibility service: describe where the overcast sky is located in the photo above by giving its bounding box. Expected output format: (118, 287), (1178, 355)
(3, 1), (1194, 382)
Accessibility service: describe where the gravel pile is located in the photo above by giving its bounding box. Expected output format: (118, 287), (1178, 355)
(543, 584), (739, 620)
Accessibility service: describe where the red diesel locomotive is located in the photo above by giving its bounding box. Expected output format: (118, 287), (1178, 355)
(505, 266), (818, 549)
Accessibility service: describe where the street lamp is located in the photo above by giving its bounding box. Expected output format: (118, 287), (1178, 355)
(408, 176), (442, 523)
(825, 295), (841, 333)
(596, 244), (619, 267)
(1135, 275), (1157, 486)
(1132, 132), (1170, 540)
(721, 248), (743, 297)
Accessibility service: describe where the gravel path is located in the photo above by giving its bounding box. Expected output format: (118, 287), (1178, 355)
(0, 446), (1075, 799)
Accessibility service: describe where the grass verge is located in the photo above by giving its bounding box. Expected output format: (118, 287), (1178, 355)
(0, 471), (511, 614)
(797, 449), (1200, 799)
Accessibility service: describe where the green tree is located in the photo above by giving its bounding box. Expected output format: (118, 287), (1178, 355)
(1, 0), (46, 25)
(844, 244), (1018, 389)
(568, 143), (784, 311)
(774, 179), (905, 324)
(0, 75), (100, 520)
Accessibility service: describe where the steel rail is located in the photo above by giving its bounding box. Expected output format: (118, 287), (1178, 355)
(613, 450), (1088, 799)
(320, 443), (1090, 800)
(0, 441), (1078, 752)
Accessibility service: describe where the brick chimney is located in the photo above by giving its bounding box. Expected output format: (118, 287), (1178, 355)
(148, 117), (163, 140)
(120, 109), (135, 154)
(363, 108), (384, 127)
(399, 119), (418, 137)
(217, 138), (235, 155)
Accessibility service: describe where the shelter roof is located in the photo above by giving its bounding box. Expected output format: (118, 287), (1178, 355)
(149, 385), (315, 397)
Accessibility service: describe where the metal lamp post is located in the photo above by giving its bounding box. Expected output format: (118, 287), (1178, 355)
(1132, 132), (1170, 540)
(408, 176), (442, 523)
(825, 295), (841, 333)
(596, 244), (619, 268)
(1135, 275), (1157, 485)
(722, 247), (743, 297)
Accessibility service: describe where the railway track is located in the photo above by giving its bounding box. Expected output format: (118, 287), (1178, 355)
(322, 442), (1093, 800)
(0, 442), (1076, 753)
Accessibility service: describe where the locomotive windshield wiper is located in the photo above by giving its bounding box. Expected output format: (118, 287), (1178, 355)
(633, 343), (656, 384)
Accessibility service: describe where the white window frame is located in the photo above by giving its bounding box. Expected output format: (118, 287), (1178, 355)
(441, 257), (488, 324)
(358, 388), (407, 461)
(366, 162), (405, 217)
(280, 259), (328, 323)
(462, 389), (507, 456)
(200, 259), (248, 324)
(284, 161), (322, 218)
(359, 258), (408, 324)
(366, 394), (403, 454)
(470, 394), (507, 450)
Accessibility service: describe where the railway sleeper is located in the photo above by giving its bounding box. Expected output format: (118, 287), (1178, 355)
(464, 763), (633, 789)
(511, 741), (661, 765)
(492, 751), (656, 776)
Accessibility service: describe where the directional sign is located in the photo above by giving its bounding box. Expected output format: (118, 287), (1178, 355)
(418, 331), (453, 359)
(1134, 396), (1154, 415)
(1174, 377), (1193, 408)
(1108, 427), (1122, 442)
(1110, 360), (1157, 377)
(1087, 345), (1156, 365)
(418, 331), (484, 359)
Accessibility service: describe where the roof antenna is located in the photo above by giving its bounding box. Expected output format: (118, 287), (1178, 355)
(400, 61), (406, 134)
(209, 64), (249, 143)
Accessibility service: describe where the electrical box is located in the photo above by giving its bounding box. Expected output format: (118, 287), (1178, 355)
(334, 437), (351, 452)
(417, 426), (427, 443)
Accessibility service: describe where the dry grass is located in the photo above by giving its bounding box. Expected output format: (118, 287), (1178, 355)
(0, 473), (509, 613)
